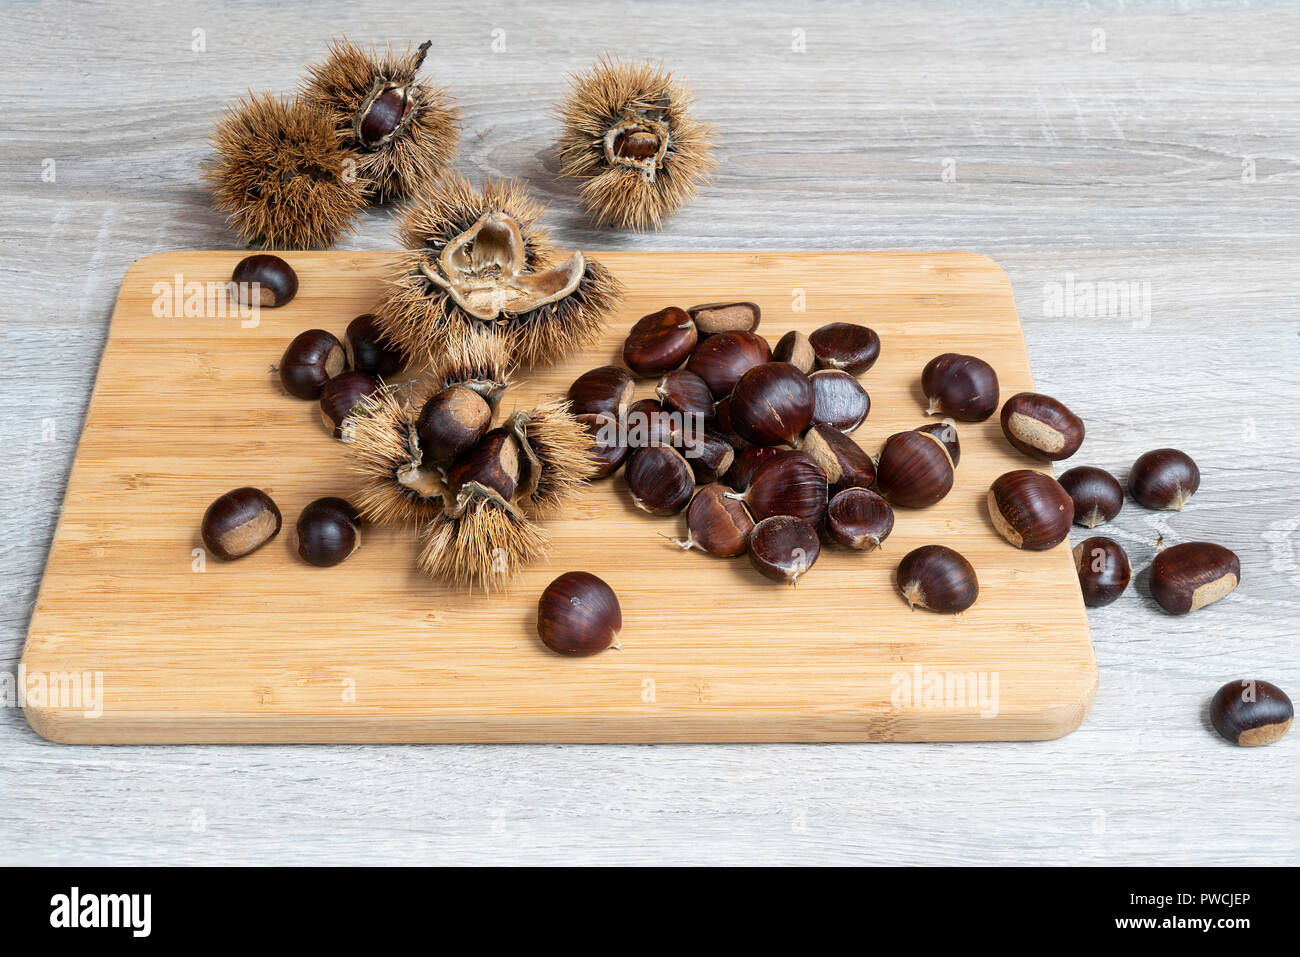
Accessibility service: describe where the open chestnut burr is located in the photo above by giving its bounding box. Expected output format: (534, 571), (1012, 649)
(921, 353), (999, 422)
(987, 469), (1074, 550)
(1059, 465), (1123, 528)
(1000, 392), (1084, 461)
(874, 428), (955, 508)
(416, 384), (492, 470)
(1129, 448), (1199, 511)
(668, 483), (754, 557)
(799, 423), (875, 494)
(537, 571), (622, 656)
(623, 306), (697, 377)
(727, 451), (828, 523)
(201, 487), (282, 560)
(568, 365), (635, 419)
(896, 545), (978, 613)
(748, 515), (821, 585)
(684, 330), (771, 399)
(625, 444), (695, 515)
(280, 329), (346, 399)
(1150, 541), (1239, 614)
(808, 370), (870, 432)
(296, 497), (362, 568)
(1072, 536), (1131, 606)
(728, 362), (813, 447)
(445, 428), (522, 501)
(826, 487), (894, 551)
(688, 301), (760, 336)
(1210, 679), (1292, 747)
(809, 322), (880, 375)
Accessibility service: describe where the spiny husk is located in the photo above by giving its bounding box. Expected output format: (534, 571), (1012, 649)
(343, 387), (446, 525)
(205, 92), (370, 249)
(301, 38), (460, 203)
(421, 326), (515, 410)
(376, 174), (623, 368)
(417, 483), (550, 591)
(506, 400), (599, 516)
(555, 56), (717, 230)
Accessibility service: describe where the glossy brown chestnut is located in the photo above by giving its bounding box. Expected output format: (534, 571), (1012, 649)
(201, 487), (282, 560)
(809, 322), (880, 375)
(537, 571), (622, 656)
(344, 313), (405, 378)
(1150, 542), (1239, 614)
(722, 446), (793, 493)
(684, 330), (772, 399)
(232, 253), (298, 308)
(826, 487), (894, 551)
(809, 369), (870, 432)
(279, 329), (346, 399)
(567, 365), (635, 418)
(1059, 465), (1123, 528)
(625, 398), (679, 449)
(986, 469), (1074, 550)
(577, 412), (628, 479)
(921, 353), (999, 422)
(772, 330), (815, 374)
(874, 429), (955, 508)
(896, 545), (978, 613)
(688, 301), (761, 336)
(1000, 392), (1084, 461)
(356, 81), (414, 148)
(729, 451), (828, 523)
(748, 515), (821, 585)
(319, 371), (381, 439)
(1129, 448), (1200, 511)
(445, 428), (522, 501)
(416, 385), (492, 470)
(623, 306), (698, 377)
(669, 483), (754, 558)
(656, 369), (715, 421)
(1072, 536), (1131, 607)
(296, 497), (361, 567)
(1210, 679), (1293, 747)
(728, 362), (814, 447)
(800, 423), (875, 494)
(914, 421), (960, 466)
(625, 445), (695, 515)
(680, 427), (735, 484)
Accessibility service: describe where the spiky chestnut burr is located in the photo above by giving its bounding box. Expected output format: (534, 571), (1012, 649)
(376, 173), (623, 368)
(342, 387), (446, 526)
(204, 93), (370, 249)
(506, 400), (600, 517)
(301, 38), (459, 203)
(417, 482), (550, 592)
(422, 327), (515, 411)
(554, 56), (717, 231)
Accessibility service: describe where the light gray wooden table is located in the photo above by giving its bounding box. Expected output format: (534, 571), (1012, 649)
(1, 0), (1296, 866)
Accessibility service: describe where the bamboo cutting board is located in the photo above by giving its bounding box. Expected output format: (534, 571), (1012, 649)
(22, 250), (1096, 743)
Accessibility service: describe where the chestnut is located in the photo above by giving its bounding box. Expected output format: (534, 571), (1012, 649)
(684, 330), (772, 399)
(279, 329), (345, 400)
(800, 423), (875, 494)
(986, 469), (1074, 550)
(808, 369), (870, 432)
(809, 322), (880, 375)
(344, 313), (405, 378)
(416, 385), (492, 470)
(722, 446), (793, 493)
(1000, 392), (1084, 461)
(200, 487), (282, 560)
(623, 306), (697, 377)
(319, 371), (381, 439)
(537, 571), (622, 656)
(626, 398), (679, 449)
(1071, 536), (1131, 607)
(1129, 448), (1199, 511)
(874, 429), (954, 508)
(567, 365), (635, 418)
(577, 412), (627, 479)
(1059, 465), (1123, 528)
(625, 445), (695, 515)
(921, 353), (999, 422)
(914, 421), (959, 466)
(296, 497), (361, 567)
(1210, 679), (1293, 747)
(1150, 541), (1239, 614)
(656, 369), (715, 421)
(895, 545), (978, 613)
(232, 253), (298, 308)
(728, 451), (827, 523)
(728, 362), (813, 447)
(445, 428), (522, 501)
(669, 483), (754, 557)
(681, 427), (736, 484)
(772, 330), (814, 374)
(748, 515), (821, 585)
(688, 301), (761, 336)
(826, 487), (894, 551)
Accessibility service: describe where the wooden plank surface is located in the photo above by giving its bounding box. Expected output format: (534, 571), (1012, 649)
(21, 250), (1096, 743)
(0, 0), (1295, 864)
